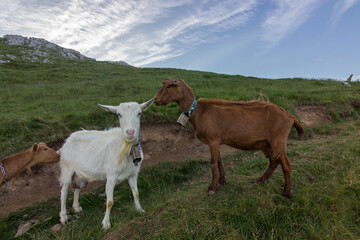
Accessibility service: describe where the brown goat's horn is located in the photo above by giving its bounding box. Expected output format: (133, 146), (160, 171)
(257, 92), (269, 103)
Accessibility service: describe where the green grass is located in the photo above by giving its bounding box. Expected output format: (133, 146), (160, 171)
(1, 122), (359, 240)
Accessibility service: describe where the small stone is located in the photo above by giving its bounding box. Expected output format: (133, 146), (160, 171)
(14, 220), (38, 238)
(51, 224), (63, 232)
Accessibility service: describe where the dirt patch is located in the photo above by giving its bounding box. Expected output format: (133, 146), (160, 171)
(295, 104), (332, 128)
(0, 123), (235, 218)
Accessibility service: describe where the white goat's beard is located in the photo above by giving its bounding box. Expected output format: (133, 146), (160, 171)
(118, 137), (136, 165)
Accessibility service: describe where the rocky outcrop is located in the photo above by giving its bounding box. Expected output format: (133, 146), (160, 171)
(0, 34), (130, 65)
(3, 34), (93, 62)
(107, 60), (130, 66)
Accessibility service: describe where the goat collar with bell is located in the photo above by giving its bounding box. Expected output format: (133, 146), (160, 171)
(131, 138), (143, 166)
(183, 98), (197, 118)
(177, 98), (197, 129)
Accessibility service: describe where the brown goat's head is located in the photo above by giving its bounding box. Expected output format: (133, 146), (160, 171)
(154, 78), (185, 106)
(30, 142), (60, 165)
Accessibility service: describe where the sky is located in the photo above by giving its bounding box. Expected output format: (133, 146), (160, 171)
(0, 0), (359, 80)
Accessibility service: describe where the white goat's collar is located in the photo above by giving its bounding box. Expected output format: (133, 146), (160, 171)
(0, 162), (7, 191)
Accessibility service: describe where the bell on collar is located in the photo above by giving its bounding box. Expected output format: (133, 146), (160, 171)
(131, 145), (141, 166)
(177, 113), (189, 128)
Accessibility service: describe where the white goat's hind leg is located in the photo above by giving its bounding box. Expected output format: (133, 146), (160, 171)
(72, 188), (83, 212)
(102, 177), (116, 230)
(128, 175), (144, 213)
(60, 183), (69, 225)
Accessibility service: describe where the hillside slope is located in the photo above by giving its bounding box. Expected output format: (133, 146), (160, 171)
(1, 34), (360, 240)
(1, 54), (359, 157)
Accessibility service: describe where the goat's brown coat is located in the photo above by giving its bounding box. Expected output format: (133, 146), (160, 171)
(154, 78), (304, 197)
(0, 142), (60, 188)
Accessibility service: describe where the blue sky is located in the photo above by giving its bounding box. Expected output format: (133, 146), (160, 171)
(1, 0), (359, 80)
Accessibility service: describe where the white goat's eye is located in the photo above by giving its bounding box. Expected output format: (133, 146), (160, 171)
(117, 113), (122, 118)
(137, 112), (141, 117)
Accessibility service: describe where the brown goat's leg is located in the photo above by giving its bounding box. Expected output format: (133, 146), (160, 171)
(279, 154), (292, 198)
(218, 158), (226, 185)
(257, 158), (279, 184)
(208, 143), (220, 193)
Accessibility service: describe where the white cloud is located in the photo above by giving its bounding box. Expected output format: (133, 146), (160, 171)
(262, 0), (323, 47)
(0, 0), (259, 66)
(331, 0), (359, 25)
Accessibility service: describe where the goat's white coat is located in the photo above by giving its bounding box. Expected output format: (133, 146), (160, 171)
(59, 99), (153, 229)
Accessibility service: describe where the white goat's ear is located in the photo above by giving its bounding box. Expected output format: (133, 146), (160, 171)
(140, 98), (154, 111)
(98, 104), (118, 113)
(31, 143), (38, 152)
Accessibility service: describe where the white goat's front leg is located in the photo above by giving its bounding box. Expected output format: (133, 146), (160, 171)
(60, 183), (69, 225)
(102, 177), (116, 230)
(128, 175), (144, 213)
(72, 188), (82, 212)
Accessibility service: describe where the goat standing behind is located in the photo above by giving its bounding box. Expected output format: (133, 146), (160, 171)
(154, 79), (304, 197)
(59, 99), (153, 229)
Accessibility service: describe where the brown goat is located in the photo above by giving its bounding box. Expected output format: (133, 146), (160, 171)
(154, 78), (304, 197)
(0, 142), (60, 189)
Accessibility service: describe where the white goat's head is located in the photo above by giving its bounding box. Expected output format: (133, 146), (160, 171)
(99, 98), (154, 142)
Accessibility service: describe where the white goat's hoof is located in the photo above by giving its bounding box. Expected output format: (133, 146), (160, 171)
(136, 207), (145, 213)
(102, 220), (111, 230)
(60, 214), (68, 225)
(73, 205), (83, 213)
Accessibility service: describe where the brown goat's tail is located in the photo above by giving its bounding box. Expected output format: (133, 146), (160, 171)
(293, 119), (305, 140)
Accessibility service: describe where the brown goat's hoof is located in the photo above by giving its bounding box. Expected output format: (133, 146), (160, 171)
(219, 177), (226, 185)
(207, 185), (218, 194)
(282, 190), (292, 198)
(256, 178), (265, 185)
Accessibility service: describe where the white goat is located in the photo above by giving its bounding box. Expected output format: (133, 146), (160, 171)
(59, 98), (154, 229)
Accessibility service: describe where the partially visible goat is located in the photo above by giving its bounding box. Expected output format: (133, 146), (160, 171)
(0, 143), (60, 189)
(59, 99), (154, 229)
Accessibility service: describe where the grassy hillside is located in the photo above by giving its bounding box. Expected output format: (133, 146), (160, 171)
(1, 52), (359, 158)
(1, 41), (360, 239)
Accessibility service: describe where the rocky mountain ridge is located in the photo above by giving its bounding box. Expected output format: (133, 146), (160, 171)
(0, 34), (129, 65)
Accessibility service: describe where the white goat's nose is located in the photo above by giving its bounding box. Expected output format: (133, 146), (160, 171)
(126, 129), (135, 136)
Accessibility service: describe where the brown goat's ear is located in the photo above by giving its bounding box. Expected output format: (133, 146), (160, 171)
(171, 79), (178, 86)
(166, 79), (179, 88)
(31, 143), (39, 152)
